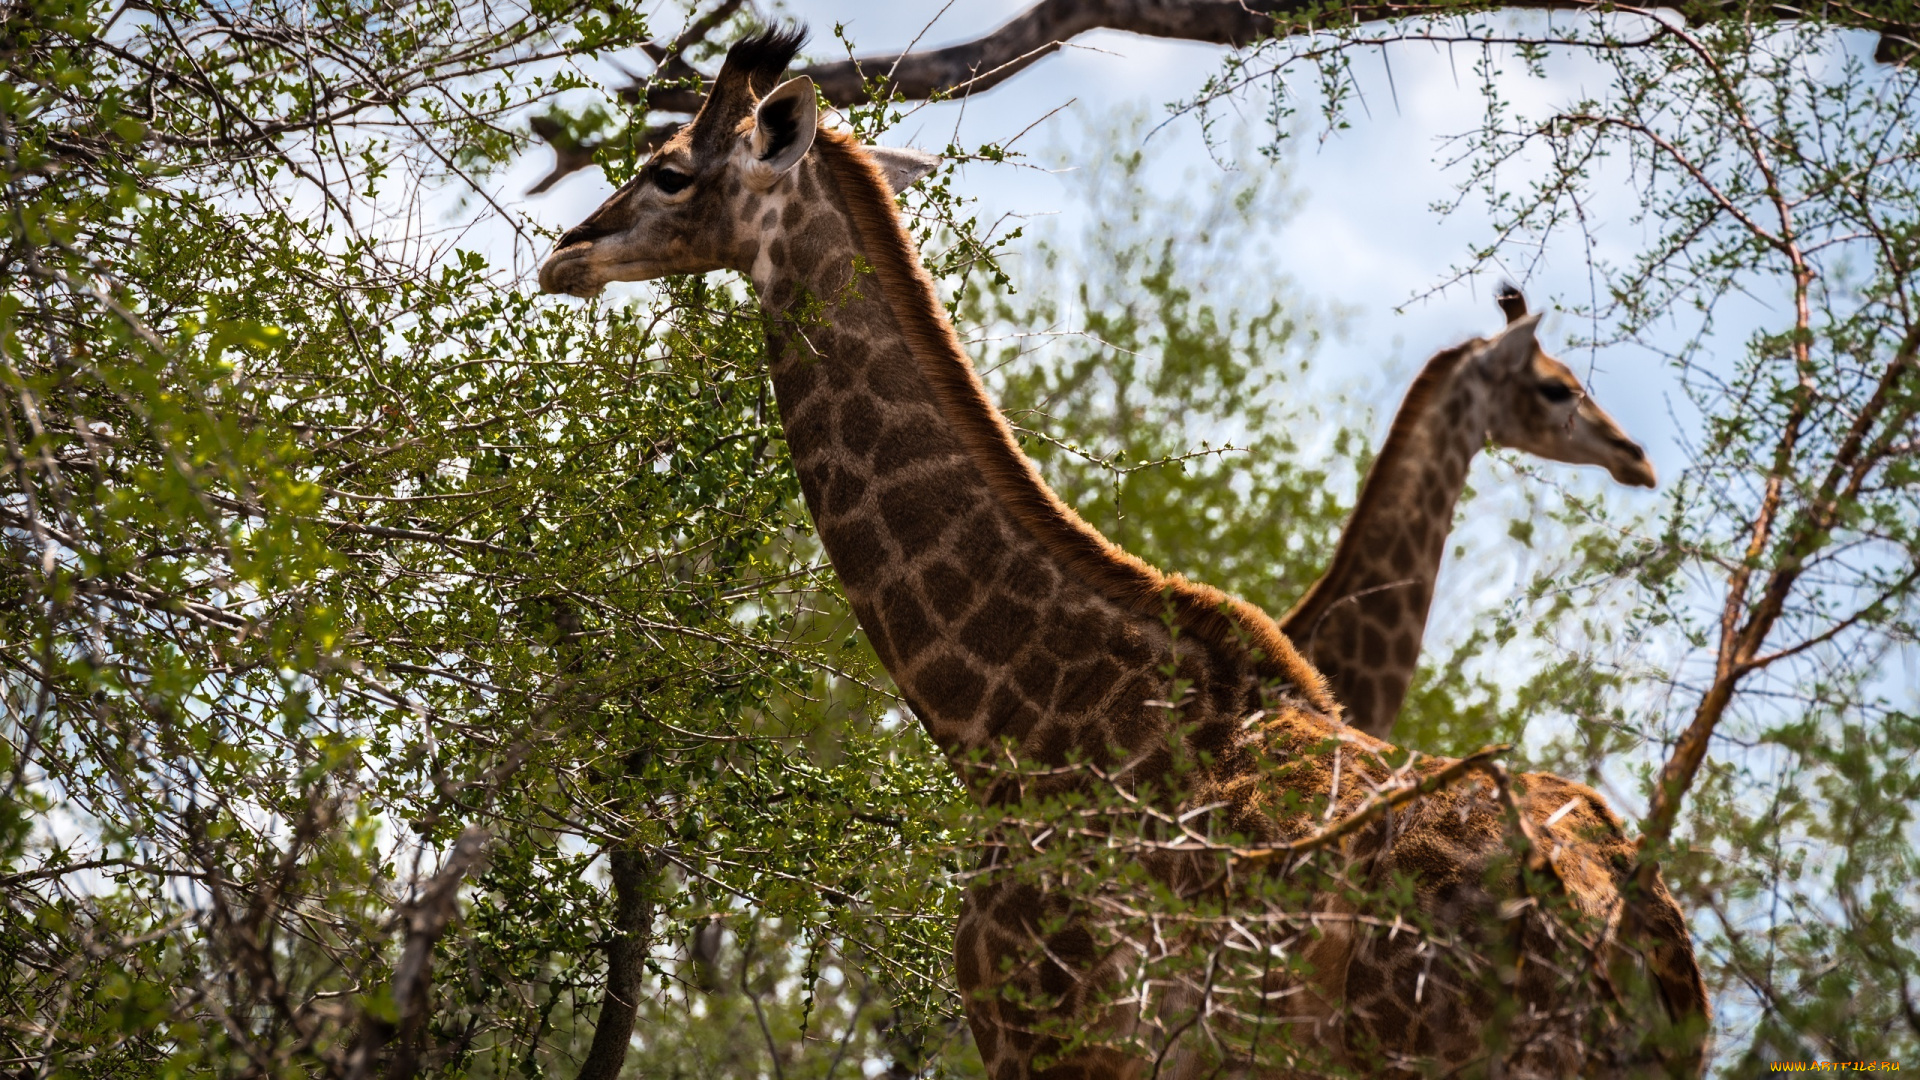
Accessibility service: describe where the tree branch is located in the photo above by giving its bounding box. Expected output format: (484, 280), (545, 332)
(1639, 325), (1920, 857)
(573, 848), (662, 1080)
(531, 0), (1920, 191)
(629, 0), (1285, 117)
(1232, 743), (1513, 866)
(344, 825), (491, 1080)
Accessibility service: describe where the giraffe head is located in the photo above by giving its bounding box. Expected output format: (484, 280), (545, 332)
(538, 26), (939, 298)
(1473, 290), (1657, 488)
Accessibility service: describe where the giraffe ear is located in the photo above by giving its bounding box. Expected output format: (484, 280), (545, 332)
(867, 146), (942, 194)
(748, 75), (817, 186)
(1479, 311), (1543, 372)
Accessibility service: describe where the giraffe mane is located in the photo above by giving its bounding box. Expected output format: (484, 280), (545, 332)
(813, 127), (1335, 714)
(1278, 341), (1476, 636)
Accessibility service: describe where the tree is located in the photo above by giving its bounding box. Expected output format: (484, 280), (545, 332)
(0, 0), (969, 1074)
(1439, 19), (1920, 1063)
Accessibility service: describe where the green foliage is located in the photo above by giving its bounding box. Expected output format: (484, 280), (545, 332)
(0, 0), (970, 1074)
(1487, 24), (1918, 1068)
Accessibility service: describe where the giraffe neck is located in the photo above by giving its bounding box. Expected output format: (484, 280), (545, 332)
(751, 130), (1330, 786)
(1278, 345), (1491, 739)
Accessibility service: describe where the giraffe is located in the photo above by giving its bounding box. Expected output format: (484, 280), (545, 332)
(1278, 285), (1658, 740)
(539, 29), (1707, 1078)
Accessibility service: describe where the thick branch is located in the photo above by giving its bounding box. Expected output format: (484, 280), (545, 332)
(533, 0), (1920, 191)
(627, 0), (1290, 116)
(632, 0), (1918, 113)
(573, 848), (661, 1080)
(344, 826), (491, 1080)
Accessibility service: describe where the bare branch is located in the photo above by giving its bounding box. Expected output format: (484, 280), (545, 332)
(1232, 743), (1513, 866)
(1640, 326), (1920, 854)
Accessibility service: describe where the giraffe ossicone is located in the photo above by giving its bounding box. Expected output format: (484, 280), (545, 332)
(1280, 286), (1659, 740)
(541, 27), (1707, 1078)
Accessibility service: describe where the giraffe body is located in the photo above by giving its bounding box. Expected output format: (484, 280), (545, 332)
(1280, 294), (1657, 739)
(540, 31), (1706, 1077)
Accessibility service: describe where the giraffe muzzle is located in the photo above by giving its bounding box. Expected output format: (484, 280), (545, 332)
(536, 243), (605, 298)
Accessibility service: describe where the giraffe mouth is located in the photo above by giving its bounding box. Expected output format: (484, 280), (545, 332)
(536, 242), (607, 298)
(1610, 453), (1658, 488)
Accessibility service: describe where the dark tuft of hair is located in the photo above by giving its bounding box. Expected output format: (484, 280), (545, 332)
(1495, 281), (1528, 324)
(721, 24), (808, 93)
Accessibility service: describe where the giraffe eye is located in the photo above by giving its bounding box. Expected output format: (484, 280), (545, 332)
(654, 168), (693, 194)
(1538, 382), (1576, 403)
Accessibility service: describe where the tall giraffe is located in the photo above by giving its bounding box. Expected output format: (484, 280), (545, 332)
(540, 30), (1706, 1078)
(1279, 286), (1658, 740)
